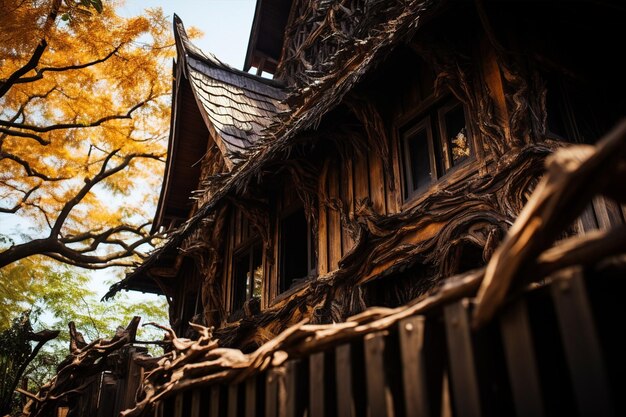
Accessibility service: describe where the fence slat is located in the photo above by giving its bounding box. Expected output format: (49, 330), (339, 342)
(500, 299), (545, 417)
(364, 332), (391, 417)
(282, 361), (297, 417)
(444, 299), (482, 417)
(245, 377), (257, 417)
(551, 268), (614, 416)
(228, 384), (238, 417)
(210, 386), (220, 417)
(153, 401), (163, 417)
(266, 371), (278, 417)
(309, 352), (325, 417)
(190, 389), (201, 417)
(335, 344), (355, 417)
(174, 393), (184, 417)
(399, 316), (430, 417)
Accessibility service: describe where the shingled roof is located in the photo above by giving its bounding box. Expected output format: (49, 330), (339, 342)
(173, 15), (288, 163)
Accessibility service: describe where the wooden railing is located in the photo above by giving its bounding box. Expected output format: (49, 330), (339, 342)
(153, 265), (622, 417)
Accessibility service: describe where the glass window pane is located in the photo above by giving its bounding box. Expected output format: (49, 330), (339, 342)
(252, 245), (263, 300)
(443, 104), (470, 167)
(405, 127), (432, 192)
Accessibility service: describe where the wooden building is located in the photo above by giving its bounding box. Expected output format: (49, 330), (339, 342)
(105, 0), (625, 350)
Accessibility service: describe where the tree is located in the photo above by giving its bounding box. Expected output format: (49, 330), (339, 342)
(0, 0), (173, 269)
(0, 260), (168, 415)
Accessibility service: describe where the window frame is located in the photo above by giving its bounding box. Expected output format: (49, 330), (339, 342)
(230, 239), (263, 313)
(397, 95), (475, 203)
(277, 203), (317, 294)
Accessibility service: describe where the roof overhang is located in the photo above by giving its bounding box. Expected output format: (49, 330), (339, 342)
(244, 0), (294, 74)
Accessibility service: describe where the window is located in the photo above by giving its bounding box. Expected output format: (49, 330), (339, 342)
(400, 98), (472, 199)
(232, 242), (263, 312)
(279, 206), (316, 293)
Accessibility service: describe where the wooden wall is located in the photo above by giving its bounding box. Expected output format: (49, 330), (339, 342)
(317, 144), (396, 275)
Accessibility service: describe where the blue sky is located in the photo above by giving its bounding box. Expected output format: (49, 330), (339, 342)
(121, 0), (257, 69)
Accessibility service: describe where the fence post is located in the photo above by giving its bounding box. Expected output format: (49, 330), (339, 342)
(399, 316), (430, 417)
(364, 332), (392, 417)
(551, 268), (614, 416)
(444, 299), (482, 417)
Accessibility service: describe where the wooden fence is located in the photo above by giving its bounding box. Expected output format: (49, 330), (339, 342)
(57, 346), (146, 417)
(153, 265), (622, 417)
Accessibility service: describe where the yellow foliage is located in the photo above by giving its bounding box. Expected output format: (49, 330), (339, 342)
(0, 0), (178, 267)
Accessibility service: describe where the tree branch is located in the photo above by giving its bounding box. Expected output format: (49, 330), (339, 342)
(0, 96), (151, 133)
(0, 152), (68, 181)
(0, 127), (50, 145)
(0, 152), (164, 269)
(0, 0), (62, 98)
(13, 45), (123, 85)
(0, 183), (40, 214)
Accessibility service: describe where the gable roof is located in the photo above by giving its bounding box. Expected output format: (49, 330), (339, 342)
(152, 16), (289, 233)
(174, 15), (288, 163)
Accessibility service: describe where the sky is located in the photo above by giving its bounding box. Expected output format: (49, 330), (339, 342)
(121, 0), (257, 69)
(0, 1), (259, 303)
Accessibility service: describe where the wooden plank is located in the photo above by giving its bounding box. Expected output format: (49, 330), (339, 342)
(551, 268), (614, 416)
(282, 361), (297, 417)
(592, 196), (623, 229)
(500, 299), (545, 417)
(190, 390), (201, 417)
(328, 163), (342, 269)
(576, 204), (598, 233)
(309, 352), (325, 417)
(398, 316), (430, 417)
(341, 157), (355, 254)
(444, 300), (482, 417)
(210, 386), (220, 417)
(335, 344), (355, 417)
(266, 371), (278, 417)
(228, 384), (238, 417)
(154, 401), (163, 417)
(364, 332), (391, 417)
(174, 393), (184, 417)
(368, 148), (386, 215)
(245, 377), (257, 417)
(353, 150), (369, 211)
(317, 162), (329, 275)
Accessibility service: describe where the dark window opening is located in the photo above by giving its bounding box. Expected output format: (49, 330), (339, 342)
(279, 207), (315, 293)
(232, 242), (263, 312)
(544, 73), (620, 145)
(401, 97), (472, 200)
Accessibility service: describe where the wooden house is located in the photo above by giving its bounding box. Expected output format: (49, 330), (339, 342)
(105, 0), (625, 351)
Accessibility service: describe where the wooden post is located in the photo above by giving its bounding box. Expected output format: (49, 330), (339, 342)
(551, 268), (614, 416)
(174, 393), (184, 417)
(210, 386), (220, 417)
(364, 332), (392, 417)
(335, 344), (355, 417)
(228, 384), (238, 417)
(398, 316), (430, 417)
(266, 371), (278, 417)
(444, 300), (482, 417)
(500, 299), (545, 417)
(309, 352), (325, 417)
(190, 390), (201, 417)
(245, 377), (257, 417)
